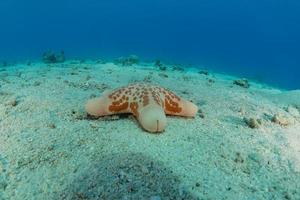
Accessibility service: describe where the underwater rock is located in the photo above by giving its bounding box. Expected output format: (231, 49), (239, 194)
(158, 73), (168, 78)
(159, 65), (167, 71)
(198, 108), (205, 118)
(128, 55), (139, 64)
(143, 75), (152, 83)
(42, 50), (65, 64)
(271, 114), (290, 126)
(48, 123), (56, 129)
(6, 98), (18, 107)
(114, 55), (139, 66)
(172, 66), (185, 72)
(198, 70), (209, 75)
(33, 81), (41, 86)
(244, 117), (261, 129)
(208, 79), (215, 84)
(155, 60), (167, 71)
(1, 61), (7, 67)
(233, 79), (250, 88)
(155, 59), (163, 67)
(70, 71), (79, 75)
(234, 152), (245, 163)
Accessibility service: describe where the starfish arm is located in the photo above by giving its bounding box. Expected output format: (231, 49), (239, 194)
(85, 97), (113, 117)
(137, 104), (167, 133)
(164, 98), (198, 117)
(181, 99), (198, 117)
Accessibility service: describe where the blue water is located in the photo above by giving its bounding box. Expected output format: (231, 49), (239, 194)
(0, 0), (299, 89)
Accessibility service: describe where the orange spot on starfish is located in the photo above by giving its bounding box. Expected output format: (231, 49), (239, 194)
(109, 102), (129, 112)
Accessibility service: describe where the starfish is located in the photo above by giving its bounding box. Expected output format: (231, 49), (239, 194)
(85, 83), (198, 133)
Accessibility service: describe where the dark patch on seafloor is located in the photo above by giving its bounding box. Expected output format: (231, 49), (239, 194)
(58, 153), (198, 200)
(0, 154), (9, 199)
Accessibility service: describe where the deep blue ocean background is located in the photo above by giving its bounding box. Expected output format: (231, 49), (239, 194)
(0, 0), (299, 89)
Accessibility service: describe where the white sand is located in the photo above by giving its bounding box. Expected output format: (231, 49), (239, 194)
(0, 60), (300, 200)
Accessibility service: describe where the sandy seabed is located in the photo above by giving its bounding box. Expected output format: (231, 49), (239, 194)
(0, 60), (300, 200)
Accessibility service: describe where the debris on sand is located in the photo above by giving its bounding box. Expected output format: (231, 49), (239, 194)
(172, 65), (185, 72)
(198, 70), (209, 76)
(158, 73), (168, 78)
(5, 98), (18, 107)
(208, 79), (215, 85)
(244, 117), (261, 129)
(42, 50), (65, 64)
(271, 114), (290, 126)
(233, 79), (250, 88)
(114, 55), (139, 66)
(198, 108), (205, 118)
(154, 60), (163, 67)
(155, 60), (167, 71)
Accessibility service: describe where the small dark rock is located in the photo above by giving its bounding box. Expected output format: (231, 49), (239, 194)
(158, 73), (168, 78)
(244, 117), (261, 129)
(47, 145), (54, 151)
(198, 70), (209, 75)
(48, 123), (56, 129)
(143, 75), (152, 83)
(284, 192), (292, 200)
(155, 60), (167, 71)
(85, 75), (92, 81)
(172, 66), (184, 72)
(271, 114), (289, 126)
(159, 65), (167, 71)
(42, 50), (65, 64)
(234, 152), (244, 163)
(198, 108), (205, 118)
(154, 60), (163, 67)
(70, 71), (78, 75)
(33, 81), (41, 86)
(6, 98), (18, 107)
(89, 94), (97, 98)
(208, 79), (215, 84)
(233, 79), (250, 88)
